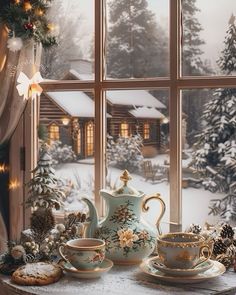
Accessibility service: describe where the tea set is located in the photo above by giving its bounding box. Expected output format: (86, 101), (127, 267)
(59, 170), (226, 282)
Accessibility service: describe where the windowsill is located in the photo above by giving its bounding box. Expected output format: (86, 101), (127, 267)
(0, 264), (235, 295)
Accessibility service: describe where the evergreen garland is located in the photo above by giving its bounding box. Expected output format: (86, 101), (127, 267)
(0, 0), (57, 48)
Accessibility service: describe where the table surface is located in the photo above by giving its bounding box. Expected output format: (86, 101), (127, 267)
(0, 264), (236, 295)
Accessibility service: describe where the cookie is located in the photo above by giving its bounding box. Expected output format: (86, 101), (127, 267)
(12, 262), (62, 286)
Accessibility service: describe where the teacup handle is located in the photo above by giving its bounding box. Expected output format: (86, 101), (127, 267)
(58, 243), (69, 262)
(142, 193), (166, 235)
(194, 244), (211, 268)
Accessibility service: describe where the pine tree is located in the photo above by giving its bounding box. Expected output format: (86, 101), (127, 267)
(26, 143), (65, 210)
(191, 16), (236, 221)
(218, 14), (236, 74)
(182, 0), (208, 76)
(106, 0), (168, 78)
(182, 0), (213, 144)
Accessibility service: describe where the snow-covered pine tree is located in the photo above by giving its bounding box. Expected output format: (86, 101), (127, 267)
(191, 15), (236, 221)
(26, 143), (65, 210)
(182, 0), (208, 76)
(182, 0), (213, 145)
(218, 14), (236, 74)
(106, 0), (168, 78)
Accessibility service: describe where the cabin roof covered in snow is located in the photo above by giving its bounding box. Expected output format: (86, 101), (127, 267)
(129, 107), (165, 119)
(46, 91), (112, 118)
(106, 90), (166, 109)
(67, 70), (166, 109)
(46, 91), (94, 117)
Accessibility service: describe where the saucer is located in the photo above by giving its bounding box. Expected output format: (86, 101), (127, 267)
(62, 258), (113, 279)
(151, 256), (213, 277)
(140, 258), (225, 284)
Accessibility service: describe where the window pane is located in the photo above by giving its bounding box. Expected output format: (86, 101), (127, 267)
(105, 0), (169, 79)
(182, 88), (236, 228)
(39, 90), (95, 213)
(181, 0), (236, 76)
(40, 0), (94, 80)
(106, 89), (170, 232)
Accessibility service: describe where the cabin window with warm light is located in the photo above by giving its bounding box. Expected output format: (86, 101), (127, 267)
(76, 128), (81, 155)
(48, 123), (59, 143)
(120, 122), (129, 138)
(143, 123), (150, 140)
(86, 122), (94, 157)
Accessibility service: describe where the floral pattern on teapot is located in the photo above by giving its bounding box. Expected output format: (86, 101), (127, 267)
(94, 200), (155, 257)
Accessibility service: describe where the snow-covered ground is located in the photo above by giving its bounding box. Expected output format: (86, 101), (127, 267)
(54, 155), (225, 233)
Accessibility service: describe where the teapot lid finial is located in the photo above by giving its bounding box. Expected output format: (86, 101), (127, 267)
(120, 170), (131, 186)
(112, 170), (140, 196)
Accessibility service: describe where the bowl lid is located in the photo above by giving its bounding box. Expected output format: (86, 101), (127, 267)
(111, 170), (140, 197)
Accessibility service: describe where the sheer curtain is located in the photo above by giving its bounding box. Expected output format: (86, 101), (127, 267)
(0, 24), (41, 245)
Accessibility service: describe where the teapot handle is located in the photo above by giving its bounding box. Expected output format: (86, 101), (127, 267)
(142, 193), (166, 236)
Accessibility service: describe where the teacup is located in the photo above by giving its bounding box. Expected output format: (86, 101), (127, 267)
(157, 232), (211, 269)
(59, 238), (105, 270)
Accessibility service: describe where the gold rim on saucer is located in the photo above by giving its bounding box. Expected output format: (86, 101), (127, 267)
(140, 258), (226, 284)
(151, 256), (213, 277)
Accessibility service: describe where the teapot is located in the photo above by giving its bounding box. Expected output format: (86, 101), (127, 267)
(82, 170), (166, 265)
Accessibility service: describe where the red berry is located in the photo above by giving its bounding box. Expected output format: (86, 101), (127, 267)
(24, 22), (33, 30)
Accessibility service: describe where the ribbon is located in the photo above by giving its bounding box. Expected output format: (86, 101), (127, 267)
(16, 71), (43, 100)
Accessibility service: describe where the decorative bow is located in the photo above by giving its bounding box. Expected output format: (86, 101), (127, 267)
(16, 71), (43, 100)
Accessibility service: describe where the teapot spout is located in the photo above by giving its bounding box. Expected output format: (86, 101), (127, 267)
(82, 197), (99, 238)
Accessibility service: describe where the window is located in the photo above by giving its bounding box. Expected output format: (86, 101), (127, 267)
(120, 122), (129, 138)
(143, 123), (150, 140)
(86, 122), (94, 157)
(48, 123), (59, 143)
(32, 0), (236, 231)
(76, 128), (81, 155)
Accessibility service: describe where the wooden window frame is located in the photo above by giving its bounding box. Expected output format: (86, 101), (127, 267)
(22, 0), (236, 233)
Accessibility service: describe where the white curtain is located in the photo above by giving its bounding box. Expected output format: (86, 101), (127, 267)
(0, 24), (41, 246)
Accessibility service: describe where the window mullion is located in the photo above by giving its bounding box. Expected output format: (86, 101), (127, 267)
(169, 0), (182, 232)
(94, 0), (106, 216)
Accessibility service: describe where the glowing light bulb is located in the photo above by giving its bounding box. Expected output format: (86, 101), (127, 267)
(0, 164), (7, 173)
(9, 179), (20, 190)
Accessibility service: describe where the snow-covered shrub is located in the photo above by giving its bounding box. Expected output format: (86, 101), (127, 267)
(107, 134), (144, 172)
(48, 140), (77, 165)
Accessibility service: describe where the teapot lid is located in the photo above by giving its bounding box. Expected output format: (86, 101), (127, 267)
(112, 170), (140, 196)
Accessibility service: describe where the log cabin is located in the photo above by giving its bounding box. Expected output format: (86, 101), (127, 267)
(39, 60), (167, 159)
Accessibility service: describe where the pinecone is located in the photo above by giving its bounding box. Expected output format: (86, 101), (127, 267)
(220, 224), (234, 239)
(226, 244), (236, 259)
(216, 254), (232, 269)
(213, 239), (227, 256)
(223, 237), (233, 247)
(189, 224), (202, 234)
(30, 208), (55, 241)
